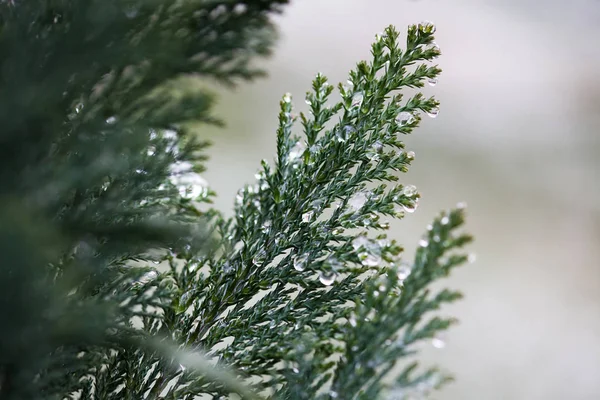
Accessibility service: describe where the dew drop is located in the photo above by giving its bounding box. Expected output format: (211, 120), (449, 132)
(283, 93), (292, 103)
(140, 270), (158, 284)
(403, 203), (418, 213)
(329, 391), (339, 399)
(351, 92), (364, 109)
(397, 264), (412, 281)
(406, 151), (415, 160)
(319, 270), (336, 286)
(302, 211), (313, 223)
(427, 77), (438, 87)
(433, 235), (441, 242)
(233, 3), (247, 14)
(288, 141), (306, 162)
(163, 129), (178, 141)
(427, 107), (440, 118)
(293, 253), (308, 272)
(403, 184), (417, 197)
(292, 366), (300, 374)
(441, 216), (450, 225)
(457, 201), (467, 209)
(377, 238), (390, 248)
(349, 191), (369, 210)
(252, 250), (266, 266)
(170, 172), (208, 200)
(396, 111), (415, 126)
(261, 220), (272, 234)
(235, 189), (244, 205)
(223, 262), (233, 273)
(106, 116), (117, 124)
(419, 239), (429, 248)
(373, 141), (383, 152)
(274, 233), (285, 246)
(337, 125), (355, 142)
(432, 337), (446, 349)
(360, 253), (381, 267)
(352, 235), (370, 251)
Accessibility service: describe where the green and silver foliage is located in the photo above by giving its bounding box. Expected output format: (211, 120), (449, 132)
(141, 24), (470, 399)
(0, 0), (473, 397)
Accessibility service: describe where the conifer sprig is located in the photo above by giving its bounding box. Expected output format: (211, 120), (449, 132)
(156, 23), (473, 399)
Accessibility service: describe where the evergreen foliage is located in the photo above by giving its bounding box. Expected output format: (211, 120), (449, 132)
(0, 1), (473, 399)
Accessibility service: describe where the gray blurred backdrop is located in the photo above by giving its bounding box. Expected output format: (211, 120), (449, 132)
(195, 1), (600, 398)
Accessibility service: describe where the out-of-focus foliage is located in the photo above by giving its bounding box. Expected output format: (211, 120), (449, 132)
(0, 1), (287, 398)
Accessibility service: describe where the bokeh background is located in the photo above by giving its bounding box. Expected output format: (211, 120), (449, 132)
(196, 1), (600, 398)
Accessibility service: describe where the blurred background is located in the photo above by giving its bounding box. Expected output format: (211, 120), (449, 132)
(196, 0), (600, 398)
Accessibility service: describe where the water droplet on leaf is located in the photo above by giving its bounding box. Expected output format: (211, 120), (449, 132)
(351, 92), (364, 109)
(360, 253), (381, 267)
(397, 264), (412, 281)
(302, 211), (313, 223)
(288, 141), (306, 162)
(261, 220), (272, 234)
(427, 107), (439, 118)
(403, 203), (418, 213)
(140, 270), (158, 284)
(403, 185), (417, 197)
(319, 270), (336, 286)
(352, 235), (369, 250)
(396, 111), (415, 126)
(252, 250), (266, 266)
(349, 191), (369, 210)
(419, 239), (429, 248)
(293, 254), (308, 272)
(337, 125), (355, 142)
(235, 190), (244, 205)
(427, 77), (438, 87)
(432, 337), (446, 349)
